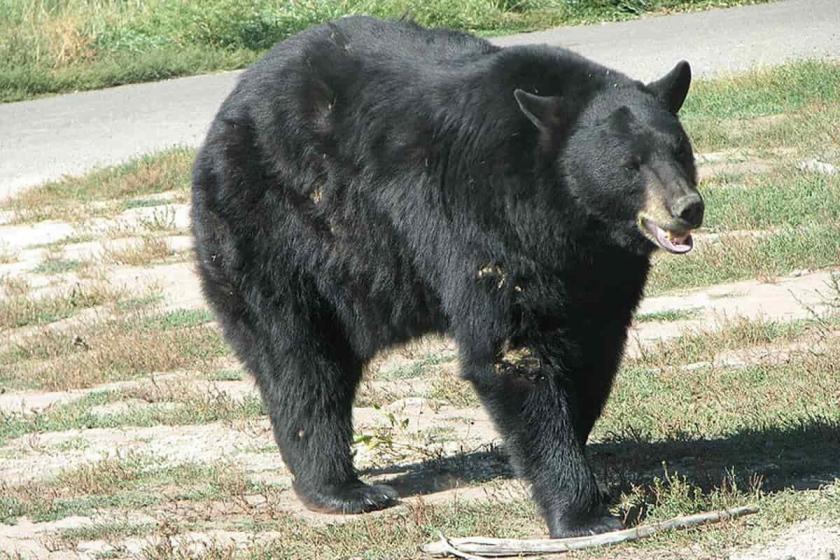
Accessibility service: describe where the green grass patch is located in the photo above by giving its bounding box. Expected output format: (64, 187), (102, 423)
(0, 310), (229, 391)
(1, 0), (768, 103)
(31, 232), (97, 250)
(380, 352), (457, 381)
(683, 61), (840, 153)
(599, 342), (840, 445)
(54, 436), (90, 452)
(648, 224), (840, 293)
(0, 282), (122, 329)
(683, 60), (840, 121)
(57, 520), (156, 546)
(636, 308), (701, 323)
(32, 258), (83, 275)
(0, 454), (270, 525)
(1, 148), (194, 224)
(0, 387), (263, 447)
(700, 170), (840, 232)
(598, 475), (839, 559)
(659, 63), (840, 291)
(208, 368), (245, 382)
(102, 236), (174, 266)
(123, 197), (171, 210)
(0, 451), (160, 524)
(629, 316), (819, 370)
(115, 291), (165, 312)
(138, 308), (215, 331)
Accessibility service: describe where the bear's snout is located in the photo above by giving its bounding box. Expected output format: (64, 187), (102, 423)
(671, 193), (704, 229)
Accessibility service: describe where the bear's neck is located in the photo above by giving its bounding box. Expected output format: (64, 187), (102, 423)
(510, 187), (652, 325)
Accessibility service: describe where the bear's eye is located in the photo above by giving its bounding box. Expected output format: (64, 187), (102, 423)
(623, 156), (642, 171)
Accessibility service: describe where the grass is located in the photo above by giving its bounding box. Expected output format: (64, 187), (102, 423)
(648, 223), (840, 293)
(0, 453), (275, 525)
(355, 380), (403, 408)
(0, 453), (157, 524)
(0, 275), (30, 297)
(682, 60), (840, 157)
(138, 207), (182, 233)
(32, 232), (97, 250)
(629, 316), (821, 370)
(124, 478), (839, 559)
(123, 197), (174, 210)
(116, 290), (166, 311)
(427, 367), (480, 407)
(636, 307), (701, 323)
(600, 343), (840, 446)
(0, 281), (122, 329)
(0, 309), (228, 391)
(32, 247), (87, 275)
(0, 384), (264, 449)
(207, 368), (244, 382)
(683, 60), (840, 122)
(3, 451), (837, 559)
(0, 0), (767, 103)
(1, 148), (193, 224)
(699, 170), (840, 233)
(380, 352), (457, 381)
(0, 243), (17, 264)
(103, 237), (173, 266)
(138, 308), (215, 330)
(57, 520), (156, 547)
(33, 257), (84, 275)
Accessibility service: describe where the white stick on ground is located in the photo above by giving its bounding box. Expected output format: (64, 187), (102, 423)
(422, 505), (759, 558)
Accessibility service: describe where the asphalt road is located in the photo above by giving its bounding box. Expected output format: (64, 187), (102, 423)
(1, 0), (838, 199)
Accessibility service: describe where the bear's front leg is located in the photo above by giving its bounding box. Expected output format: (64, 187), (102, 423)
(462, 355), (622, 538)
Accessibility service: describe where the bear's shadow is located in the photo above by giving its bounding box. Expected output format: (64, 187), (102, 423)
(361, 419), (840, 499)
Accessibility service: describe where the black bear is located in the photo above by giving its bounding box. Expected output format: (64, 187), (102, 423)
(191, 16), (703, 537)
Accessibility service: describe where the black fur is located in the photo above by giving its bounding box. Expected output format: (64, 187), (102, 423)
(191, 16), (701, 537)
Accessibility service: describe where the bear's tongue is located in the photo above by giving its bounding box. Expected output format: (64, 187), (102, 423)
(650, 223), (693, 254)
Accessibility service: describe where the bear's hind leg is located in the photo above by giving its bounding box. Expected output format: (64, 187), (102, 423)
(234, 311), (398, 514)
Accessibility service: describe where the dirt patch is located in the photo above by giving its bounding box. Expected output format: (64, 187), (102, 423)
(629, 268), (838, 355)
(0, 220), (75, 250)
(1, 422), (279, 484)
(731, 521), (840, 560)
(0, 516), (98, 560)
(107, 261), (205, 311)
(695, 150), (775, 182)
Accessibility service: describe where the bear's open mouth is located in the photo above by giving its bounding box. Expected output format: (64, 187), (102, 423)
(638, 216), (693, 254)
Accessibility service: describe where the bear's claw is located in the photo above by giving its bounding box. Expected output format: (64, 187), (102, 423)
(297, 481), (399, 514)
(548, 514), (624, 538)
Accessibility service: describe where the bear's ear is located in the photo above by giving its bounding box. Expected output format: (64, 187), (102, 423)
(647, 61), (692, 114)
(514, 89), (562, 131)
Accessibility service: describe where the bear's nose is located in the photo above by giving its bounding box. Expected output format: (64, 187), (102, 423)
(672, 193), (704, 229)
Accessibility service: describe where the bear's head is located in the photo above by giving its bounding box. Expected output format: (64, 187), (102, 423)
(515, 61), (703, 256)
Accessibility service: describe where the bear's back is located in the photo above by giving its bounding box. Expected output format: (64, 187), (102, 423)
(248, 16), (498, 87)
(208, 17), (515, 222)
